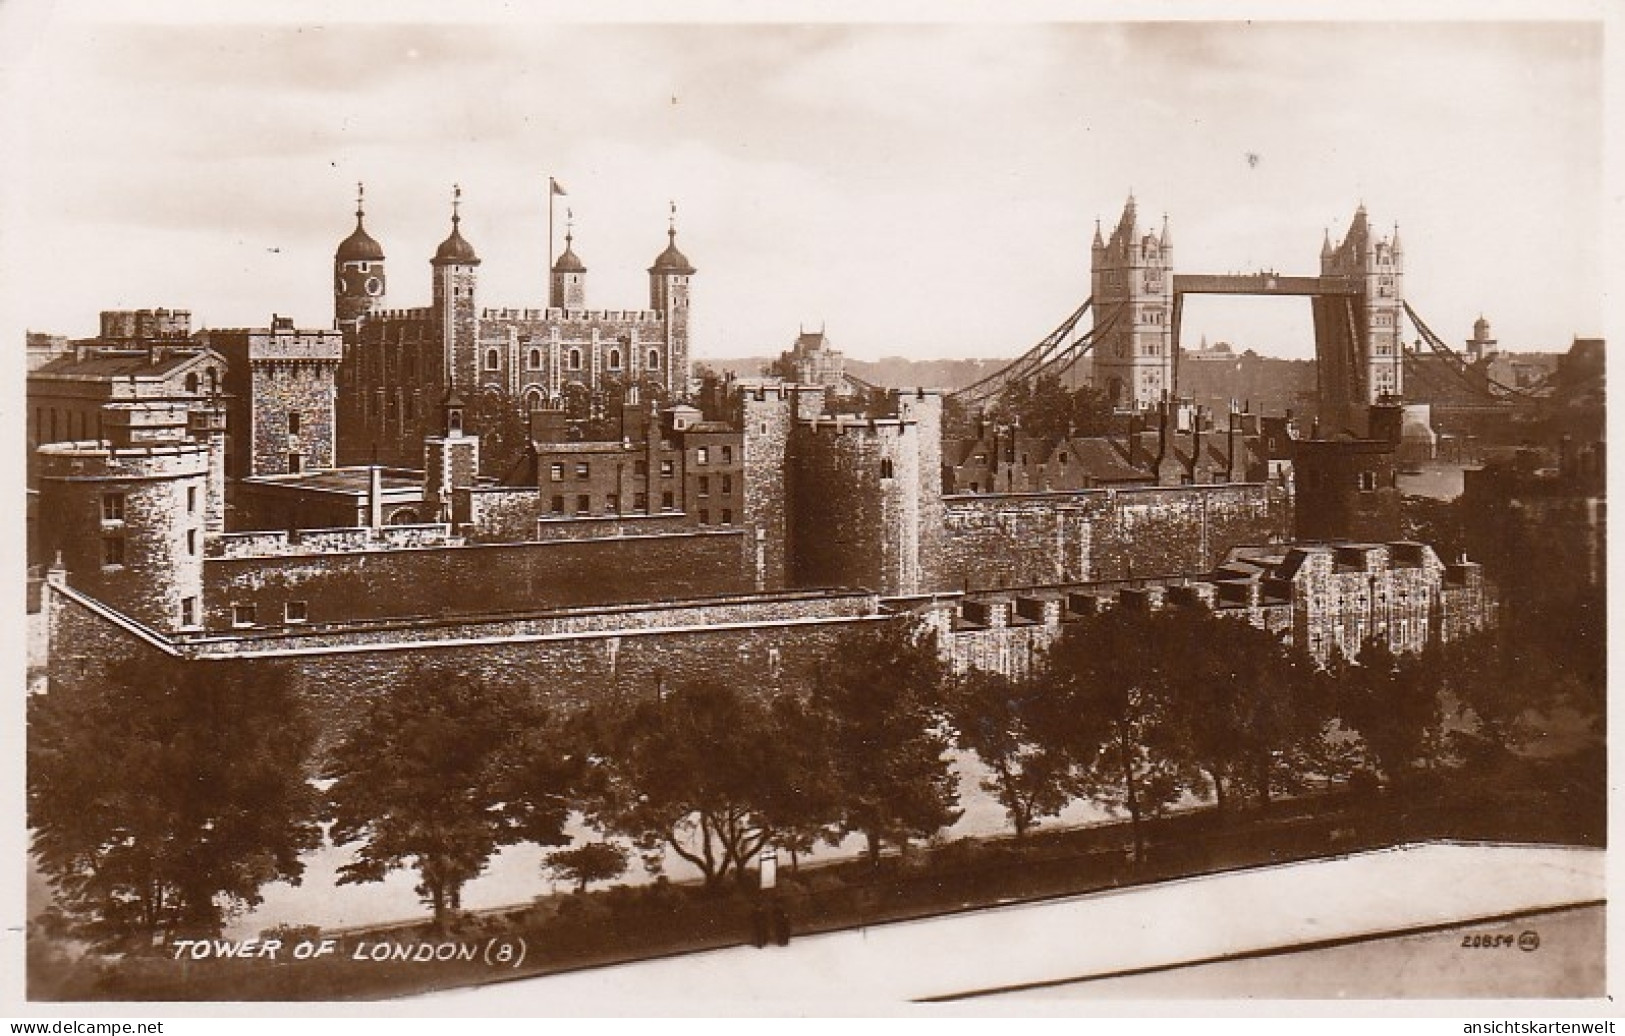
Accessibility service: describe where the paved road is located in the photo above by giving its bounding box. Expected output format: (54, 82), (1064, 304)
(419, 841), (1604, 1010)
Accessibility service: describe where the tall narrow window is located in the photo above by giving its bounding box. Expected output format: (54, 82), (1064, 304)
(101, 492), (125, 522)
(288, 411), (302, 435)
(647, 349), (661, 370)
(485, 348), (501, 371)
(608, 349), (622, 370)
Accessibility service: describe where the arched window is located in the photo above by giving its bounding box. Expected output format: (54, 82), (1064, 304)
(647, 348), (661, 370)
(185, 372), (199, 393)
(528, 348), (542, 370)
(485, 348), (500, 371)
(608, 349), (622, 370)
(880, 458), (894, 479)
(524, 387), (544, 411)
(206, 367), (218, 393)
(568, 348), (582, 371)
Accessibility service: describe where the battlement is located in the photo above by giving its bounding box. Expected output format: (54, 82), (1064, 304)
(99, 308), (192, 341)
(38, 439), (212, 478)
(369, 308), (434, 322)
(800, 415), (916, 437)
(481, 307), (663, 324)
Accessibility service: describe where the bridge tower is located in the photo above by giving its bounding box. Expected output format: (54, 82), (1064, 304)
(1315, 204), (1405, 432)
(1091, 195), (1174, 411)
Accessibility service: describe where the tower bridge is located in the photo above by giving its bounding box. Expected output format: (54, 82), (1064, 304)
(949, 195), (1494, 433)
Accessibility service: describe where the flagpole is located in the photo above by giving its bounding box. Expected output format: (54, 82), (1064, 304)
(548, 177), (555, 281)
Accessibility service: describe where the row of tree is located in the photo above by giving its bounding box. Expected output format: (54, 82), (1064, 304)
(30, 594), (1593, 950)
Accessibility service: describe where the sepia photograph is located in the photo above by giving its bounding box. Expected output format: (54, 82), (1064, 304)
(3, 0), (1612, 1019)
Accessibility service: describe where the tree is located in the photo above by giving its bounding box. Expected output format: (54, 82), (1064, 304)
(544, 842), (629, 893)
(988, 373), (1115, 444)
(1042, 608), (1203, 863)
(1332, 638), (1448, 788)
(583, 680), (828, 889)
(1167, 610), (1332, 812)
(818, 620), (961, 865)
(949, 669), (1074, 838)
(323, 667), (576, 930)
(28, 656), (320, 952)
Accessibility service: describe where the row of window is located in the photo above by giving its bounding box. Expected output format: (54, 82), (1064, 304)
(230, 601), (306, 628)
(543, 492), (734, 524)
(546, 447), (735, 482)
(546, 470), (737, 500)
(489, 346), (664, 373)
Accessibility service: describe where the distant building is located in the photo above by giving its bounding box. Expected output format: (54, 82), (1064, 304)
(1465, 314), (1498, 363)
(777, 328), (849, 393)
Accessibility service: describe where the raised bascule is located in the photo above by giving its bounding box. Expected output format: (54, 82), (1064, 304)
(953, 195), (1509, 436)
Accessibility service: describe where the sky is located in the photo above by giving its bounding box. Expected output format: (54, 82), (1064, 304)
(0, 4), (1611, 365)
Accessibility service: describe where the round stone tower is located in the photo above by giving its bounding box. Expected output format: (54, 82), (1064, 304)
(38, 431), (210, 632)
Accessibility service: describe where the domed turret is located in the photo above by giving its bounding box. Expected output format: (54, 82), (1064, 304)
(433, 185), (480, 266)
(550, 216), (587, 309)
(334, 183), (387, 333)
(553, 232), (586, 274)
(336, 216), (385, 263)
(649, 226), (696, 276)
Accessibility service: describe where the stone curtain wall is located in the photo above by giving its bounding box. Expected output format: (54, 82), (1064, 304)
(47, 581), (889, 750)
(201, 530), (751, 631)
(935, 482), (1289, 591)
(1089, 483), (1289, 580)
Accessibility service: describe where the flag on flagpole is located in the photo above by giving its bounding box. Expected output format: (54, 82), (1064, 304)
(550, 177), (567, 197)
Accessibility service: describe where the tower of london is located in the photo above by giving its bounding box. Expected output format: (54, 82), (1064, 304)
(334, 185), (696, 469)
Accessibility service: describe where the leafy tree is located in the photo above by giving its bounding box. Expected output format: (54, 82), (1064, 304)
(28, 657), (320, 952)
(1167, 610), (1332, 811)
(1442, 584), (1605, 762)
(544, 842), (629, 893)
(818, 620), (961, 865)
(1400, 496), (1466, 566)
(583, 680), (829, 889)
(988, 372), (1115, 444)
(323, 668), (576, 930)
(1332, 638), (1448, 788)
(949, 669), (1074, 838)
(1042, 608), (1203, 862)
